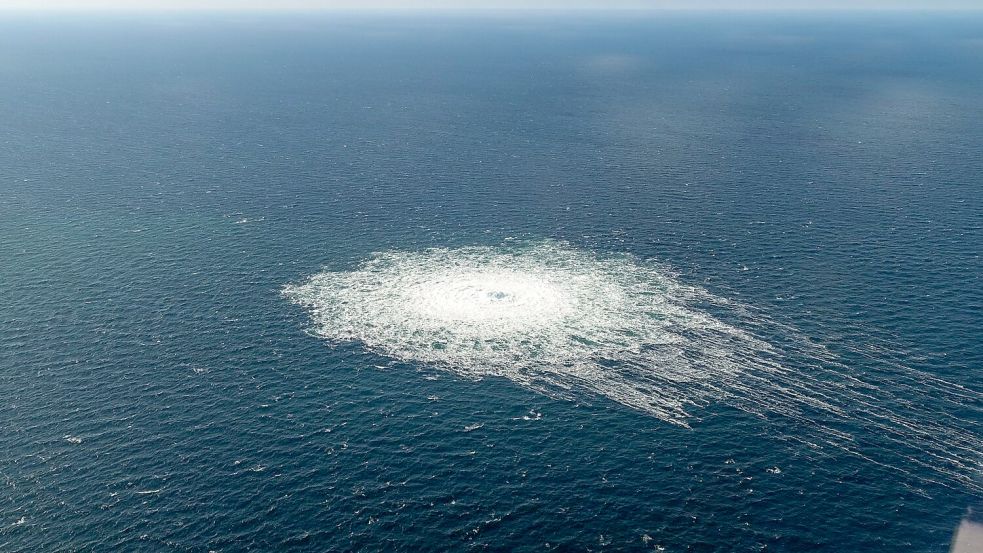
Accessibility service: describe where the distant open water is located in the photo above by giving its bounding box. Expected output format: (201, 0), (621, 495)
(1, 12), (981, 552)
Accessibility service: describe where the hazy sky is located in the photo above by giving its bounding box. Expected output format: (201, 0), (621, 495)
(0, 0), (979, 9)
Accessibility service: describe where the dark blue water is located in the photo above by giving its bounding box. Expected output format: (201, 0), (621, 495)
(1, 12), (981, 552)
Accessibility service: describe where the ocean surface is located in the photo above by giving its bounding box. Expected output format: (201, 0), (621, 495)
(1, 12), (981, 552)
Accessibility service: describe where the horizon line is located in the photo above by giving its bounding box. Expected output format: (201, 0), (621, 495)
(1, 5), (982, 12)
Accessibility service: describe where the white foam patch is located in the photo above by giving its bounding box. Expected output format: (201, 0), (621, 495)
(284, 241), (982, 491)
(285, 242), (770, 423)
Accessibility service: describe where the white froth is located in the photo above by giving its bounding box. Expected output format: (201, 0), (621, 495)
(284, 241), (982, 491)
(284, 242), (771, 423)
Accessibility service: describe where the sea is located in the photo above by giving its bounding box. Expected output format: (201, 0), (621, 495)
(1, 11), (981, 552)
